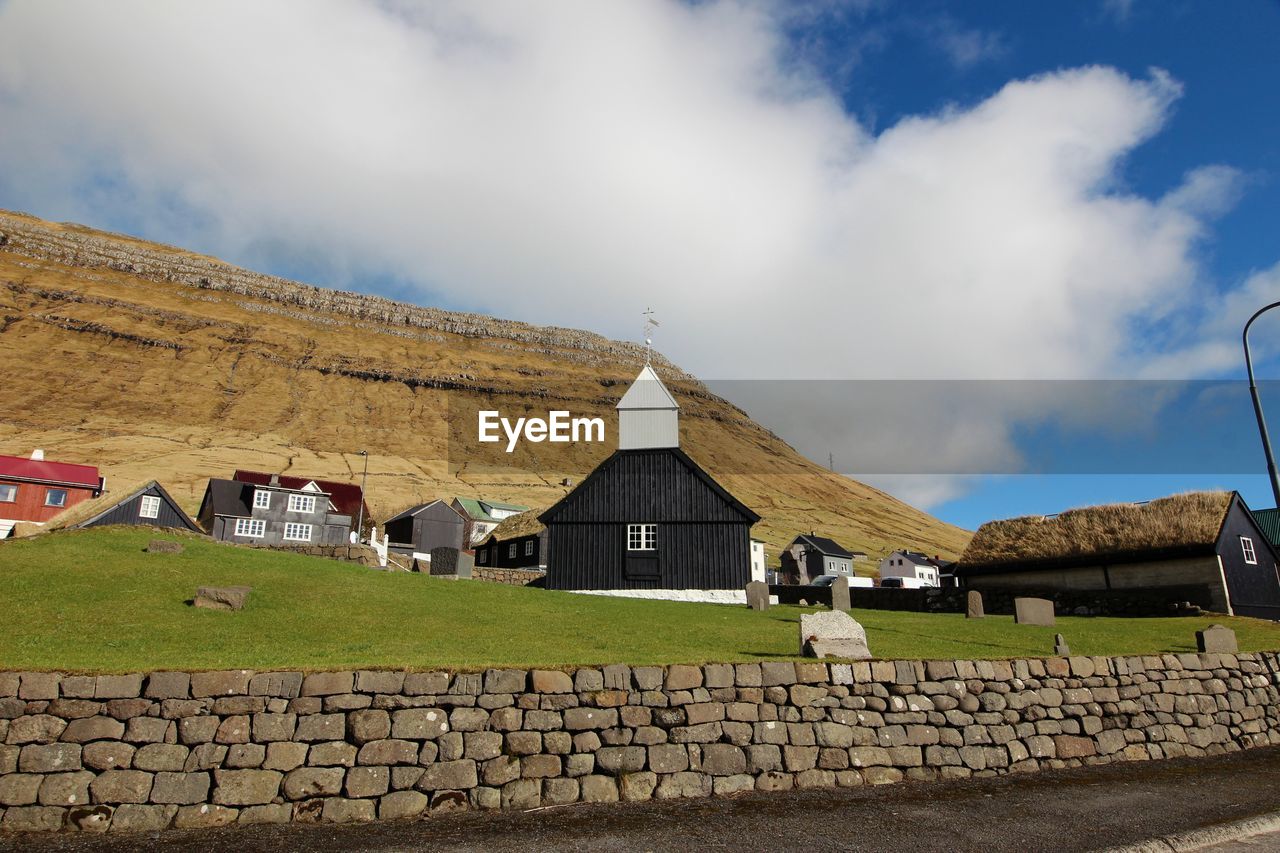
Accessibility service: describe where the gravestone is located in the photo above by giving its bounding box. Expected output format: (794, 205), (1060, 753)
(147, 540), (183, 554)
(745, 581), (770, 611)
(429, 547), (474, 579)
(831, 576), (851, 611)
(799, 610), (872, 659)
(194, 586), (251, 611)
(1014, 597), (1055, 626)
(1054, 633), (1070, 655)
(1196, 624), (1238, 653)
(966, 590), (984, 619)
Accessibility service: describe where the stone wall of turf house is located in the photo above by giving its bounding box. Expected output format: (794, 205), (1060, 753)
(2, 653), (1279, 833)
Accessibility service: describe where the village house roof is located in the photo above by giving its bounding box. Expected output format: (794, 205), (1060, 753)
(453, 497), (530, 524)
(959, 491), (1236, 571)
(45, 480), (200, 532)
(1252, 507), (1280, 548)
(384, 499), (464, 526)
(0, 453), (101, 489)
(616, 364), (680, 410)
(792, 534), (854, 559)
(201, 479), (259, 518)
(232, 470), (365, 520)
(480, 510), (546, 547)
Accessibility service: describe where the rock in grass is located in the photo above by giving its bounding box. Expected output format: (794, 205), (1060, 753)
(147, 540), (183, 554)
(194, 586), (252, 612)
(799, 611), (871, 660)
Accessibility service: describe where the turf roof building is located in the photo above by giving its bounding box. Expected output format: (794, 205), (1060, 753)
(44, 480), (201, 534)
(476, 510), (548, 570)
(451, 497), (530, 546)
(955, 491), (1280, 619)
(539, 364), (760, 601)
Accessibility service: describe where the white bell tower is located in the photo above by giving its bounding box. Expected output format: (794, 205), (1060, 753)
(616, 309), (679, 450)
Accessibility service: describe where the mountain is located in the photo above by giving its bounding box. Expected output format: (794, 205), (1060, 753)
(0, 210), (969, 561)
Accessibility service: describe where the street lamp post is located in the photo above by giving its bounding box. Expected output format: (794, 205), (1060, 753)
(1243, 301), (1280, 508)
(356, 450), (369, 543)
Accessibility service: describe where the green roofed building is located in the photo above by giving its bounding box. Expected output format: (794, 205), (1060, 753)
(450, 497), (531, 546)
(1252, 507), (1280, 549)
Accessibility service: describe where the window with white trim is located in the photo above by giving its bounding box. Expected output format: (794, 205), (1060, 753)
(45, 488), (67, 508)
(253, 490), (271, 509)
(139, 495), (161, 519)
(283, 522), (313, 542)
(234, 518), (265, 538)
(627, 523), (657, 551)
(0, 484), (15, 502)
(1242, 536), (1258, 565)
(287, 494), (316, 513)
(525, 540), (534, 556)
(508, 543), (516, 558)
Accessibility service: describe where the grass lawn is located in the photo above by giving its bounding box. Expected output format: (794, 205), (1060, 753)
(3, 528), (1280, 673)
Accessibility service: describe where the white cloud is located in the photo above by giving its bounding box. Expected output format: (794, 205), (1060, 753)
(0, 0), (1269, 508)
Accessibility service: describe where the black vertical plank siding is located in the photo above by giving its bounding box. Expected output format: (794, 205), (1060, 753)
(83, 486), (200, 532)
(1220, 497), (1280, 619)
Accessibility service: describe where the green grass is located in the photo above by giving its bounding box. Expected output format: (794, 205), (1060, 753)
(4, 528), (1280, 673)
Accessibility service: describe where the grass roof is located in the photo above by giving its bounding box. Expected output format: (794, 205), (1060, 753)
(960, 491), (1234, 568)
(482, 509), (545, 544)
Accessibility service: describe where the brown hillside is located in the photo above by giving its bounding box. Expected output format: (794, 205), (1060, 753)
(0, 210), (970, 563)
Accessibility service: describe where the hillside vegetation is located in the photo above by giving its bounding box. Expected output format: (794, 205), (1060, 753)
(3, 529), (1276, 672)
(0, 209), (969, 559)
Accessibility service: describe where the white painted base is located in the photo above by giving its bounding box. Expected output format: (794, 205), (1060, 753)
(568, 589), (780, 606)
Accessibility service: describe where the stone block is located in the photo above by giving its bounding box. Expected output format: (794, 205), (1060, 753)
(1014, 597), (1055, 627)
(485, 669), (527, 694)
(61, 716), (125, 743)
(418, 759), (478, 791)
(531, 670), (574, 693)
(322, 797), (376, 823)
(215, 715), (251, 744)
(94, 674), (143, 700)
(0, 773), (42, 806)
(580, 774), (619, 803)
(37, 771), (92, 808)
(655, 771), (710, 799)
(564, 707), (617, 731)
(20, 743), (81, 773)
(133, 743), (188, 772)
(1197, 625), (1238, 654)
(348, 709), (391, 744)
(295, 713), (346, 742)
(391, 708), (450, 740)
(402, 672), (450, 695)
(20, 673), (61, 701)
(800, 611), (871, 659)
(190, 670), (252, 698)
(355, 671), (405, 694)
(308, 740), (358, 767)
(380, 790), (429, 820)
(500, 778), (541, 809)
(745, 581), (770, 611)
(357, 739), (418, 766)
(346, 766), (390, 798)
(225, 743), (266, 769)
(248, 672), (304, 698)
(3, 805), (67, 832)
(173, 803), (238, 828)
(283, 767), (344, 800)
(82, 741), (135, 772)
(147, 539), (184, 554)
(8, 714), (67, 744)
(263, 741), (309, 772)
(143, 672), (191, 700)
(665, 665), (703, 691)
(449, 707), (490, 732)
(150, 772), (211, 805)
(760, 662), (796, 686)
(966, 590), (984, 619)
(194, 586), (252, 611)
(300, 672), (354, 697)
(594, 746), (646, 775)
(701, 743), (747, 776)
(238, 803), (293, 824)
(178, 715), (219, 745)
(47, 698), (102, 720)
(831, 576), (851, 611)
(90, 770), (153, 804)
(252, 712), (297, 743)
(211, 769), (283, 806)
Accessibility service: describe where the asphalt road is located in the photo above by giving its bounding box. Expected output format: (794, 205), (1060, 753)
(7, 747), (1280, 853)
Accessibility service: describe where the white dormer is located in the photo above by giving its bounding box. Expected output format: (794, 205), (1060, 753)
(616, 364), (680, 450)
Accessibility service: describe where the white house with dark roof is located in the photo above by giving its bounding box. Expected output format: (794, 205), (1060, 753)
(878, 550), (943, 587)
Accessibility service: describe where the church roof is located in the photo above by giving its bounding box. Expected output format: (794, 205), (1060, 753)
(616, 364), (679, 411)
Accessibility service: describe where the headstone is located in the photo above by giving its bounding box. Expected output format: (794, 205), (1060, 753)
(799, 610), (872, 660)
(1014, 597), (1055, 626)
(966, 590), (984, 619)
(429, 547), (474, 579)
(831, 576), (851, 611)
(147, 540), (183, 554)
(1054, 633), (1070, 655)
(194, 586), (251, 611)
(1196, 624), (1238, 653)
(745, 581), (770, 611)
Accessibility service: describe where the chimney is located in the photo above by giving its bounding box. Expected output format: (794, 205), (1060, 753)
(30, 449), (44, 461)
(270, 474), (280, 486)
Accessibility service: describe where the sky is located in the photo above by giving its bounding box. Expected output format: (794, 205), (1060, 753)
(1, 0), (1279, 531)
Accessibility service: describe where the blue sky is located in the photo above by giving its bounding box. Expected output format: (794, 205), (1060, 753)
(1, 1), (1279, 532)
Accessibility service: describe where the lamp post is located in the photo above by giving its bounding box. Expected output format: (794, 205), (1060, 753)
(356, 450), (369, 543)
(1243, 301), (1280, 508)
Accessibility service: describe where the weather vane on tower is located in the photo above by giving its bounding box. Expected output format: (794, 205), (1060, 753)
(642, 308), (659, 365)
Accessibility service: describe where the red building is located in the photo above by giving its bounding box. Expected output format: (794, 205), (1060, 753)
(0, 450), (105, 537)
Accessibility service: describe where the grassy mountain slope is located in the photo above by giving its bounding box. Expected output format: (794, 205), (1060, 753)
(0, 210), (969, 561)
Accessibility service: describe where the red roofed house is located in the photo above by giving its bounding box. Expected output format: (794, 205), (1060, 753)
(231, 470), (372, 539)
(0, 449), (105, 538)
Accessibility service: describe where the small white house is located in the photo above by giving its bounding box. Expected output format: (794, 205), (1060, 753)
(878, 550), (942, 587)
(750, 538), (767, 584)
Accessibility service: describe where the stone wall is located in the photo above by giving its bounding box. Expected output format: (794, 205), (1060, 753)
(250, 543), (381, 568)
(769, 584), (1214, 617)
(471, 567), (546, 587)
(2, 653), (1279, 833)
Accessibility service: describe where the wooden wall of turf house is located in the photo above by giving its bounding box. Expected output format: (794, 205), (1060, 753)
(540, 447), (760, 591)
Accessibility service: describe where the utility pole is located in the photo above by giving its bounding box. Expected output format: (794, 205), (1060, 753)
(1244, 301), (1280, 508)
(356, 450), (369, 543)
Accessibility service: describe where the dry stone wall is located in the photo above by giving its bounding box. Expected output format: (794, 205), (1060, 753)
(471, 567), (547, 587)
(2, 653), (1279, 833)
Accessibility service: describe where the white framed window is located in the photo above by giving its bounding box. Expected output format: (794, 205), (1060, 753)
(283, 522), (313, 542)
(525, 540), (534, 556)
(234, 518), (265, 538)
(1242, 536), (1258, 565)
(627, 523), (657, 551)
(0, 484), (15, 502)
(45, 488), (67, 508)
(508, 543), (516, 558)
(139, 495), (161, 519)
(253, 490), (271, 509)
(287, 494), (316, 513)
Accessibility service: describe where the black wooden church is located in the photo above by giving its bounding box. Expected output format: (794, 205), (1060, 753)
(540, 364), (760, 592)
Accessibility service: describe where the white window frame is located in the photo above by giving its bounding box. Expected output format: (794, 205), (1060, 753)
(283, 522), (313, 542)
(627, 523), (657, 551)
(45, 488), (67, 508)
(0, 484), (15, 503)
(1242, 536), (1258, 565)
(253, 490), (271, 510)
(525, 539), (534, 556)
(508, 543), (516, 558)
(234, 518), (265, 538)
(139, 495), (161, 519)
(287, 494), (316, 513)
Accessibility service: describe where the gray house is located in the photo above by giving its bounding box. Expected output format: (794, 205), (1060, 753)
(47, 480), (202, 534)
(780, 534), (856, 584)
(383, 499), (468, 561)
(198, 476), (352, 546)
